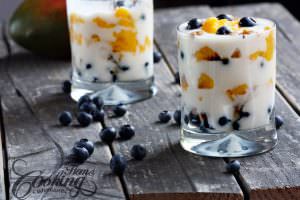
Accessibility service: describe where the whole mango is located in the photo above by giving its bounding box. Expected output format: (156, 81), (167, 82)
(9, 0), (70, 59)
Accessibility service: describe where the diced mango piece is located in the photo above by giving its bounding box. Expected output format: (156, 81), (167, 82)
(93, 17), (115, 28)
(111, 30), (138, 53)
(195, 46), (220, 61)
(231, 48), (241, 58)
(70, 13), (85, 24)
(181, 75), (189, 91)
(249, 31), (274, 61)
(198, 73), (214, 89)
(91, 34), (101, 42)
(226, 84), (248, 101)
(202, 17), (219, 33)
(115, 7), (135, 28)
(139, 36), (151, 52)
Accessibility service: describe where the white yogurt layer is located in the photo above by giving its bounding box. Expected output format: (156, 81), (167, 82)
(66, 0), (153, 82)
(178, 17), (276, 132)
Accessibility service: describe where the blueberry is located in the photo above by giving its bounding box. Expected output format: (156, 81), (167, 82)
(100, 127), (117, 143)
(267, 107), (272, 114)
(93, 77), (98, 82)
(86, 64), (92, 69)
(58, 111), (72, 126)
(216, 26), (231, 35)
(72, 145), (90, 163)
(222, 58), (230, 65)
(92, 109), (105, 123)
(78, 95), (92, 108)
(92, 96), (104, 110)
(189, 112), (201, 125)
(216, 14), (233, 21)
(174, 72), (180, 84)
(180, 51), (184, 59)
(140, 14), (146, 20)
(173, 110), (181, 125)
(158, 111), (172, 123)
(115, 0), (124, 7)
(144, 62), (149, 67)
(131, 144), (147, 160)
(62, 80), (72, 94)
(239, 17), (256, 27)
(226, 160), (241, 173)
(110, 154), (127, 175)
(218, 116), (229, 126)
(186, 18), (201, 30)
(120, 65), (130, 71)
(113, 104), (127, 117)
(119, 124), (135, 140)
(232, 121), (240, 130)
(79, 102), (97, 114)
(153, 51), (162, 63)
(184, 115), (189, 124)
(275, 115), (284, 130)
(75, 138), (94, 155)
(240, 111), (250, 118)
(201, 113), (210, 128)
(77, 112), (93, 127)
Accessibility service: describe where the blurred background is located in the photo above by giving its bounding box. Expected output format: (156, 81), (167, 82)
(0, 0), (299, 20)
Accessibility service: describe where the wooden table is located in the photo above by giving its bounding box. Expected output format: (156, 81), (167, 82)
(0, 3), (299, 200)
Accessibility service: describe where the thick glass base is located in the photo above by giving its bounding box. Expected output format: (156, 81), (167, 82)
(180, 125), (277, 157)
(71, 77), (157, 105)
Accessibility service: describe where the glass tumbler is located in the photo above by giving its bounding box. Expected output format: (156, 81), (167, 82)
(66, 0), (155, 105)
(177, 18), (277, 157)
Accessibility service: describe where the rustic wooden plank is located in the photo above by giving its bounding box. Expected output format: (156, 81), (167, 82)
(0, 45), (126, 199)
(109, 48), (243, 199)
(154, 6), (215, 72)
(213, 3), (300, 114)
(212, 4), (300, 200)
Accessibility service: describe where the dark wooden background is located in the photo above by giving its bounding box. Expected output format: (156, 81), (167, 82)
(1, 0), (300, 21)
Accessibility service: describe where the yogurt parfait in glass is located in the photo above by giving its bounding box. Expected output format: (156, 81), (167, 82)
(66, 0), (155, 105)
(177, 14), (277, 157)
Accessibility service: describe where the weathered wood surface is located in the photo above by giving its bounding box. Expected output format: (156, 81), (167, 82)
(212, 4), (300, 200)
(0, 39), (125, 199)
(109, 52), (243, 200)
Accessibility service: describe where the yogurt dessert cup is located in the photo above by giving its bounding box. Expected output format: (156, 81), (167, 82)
(66, 0), (155, 105)
(177, 15), (277, 157)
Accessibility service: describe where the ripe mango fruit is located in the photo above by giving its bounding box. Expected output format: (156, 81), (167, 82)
(9, 0), (70, 59)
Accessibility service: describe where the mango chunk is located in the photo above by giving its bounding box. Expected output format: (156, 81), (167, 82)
(115, 7), (135, 28)
(198, 73), (214, 89)
(70, 13), (85, 24)
(195, 46), (220, 61)
(202, 17), (239, 34)
(226, 84), (249, 101)
(231, 48), (241, 58)
(111, 30), (138, 53)
(249, 31), (274, 61)
(91, 34), (101, 42)
(139, 36), (151, 52)
(181, 75), (189, 91)
(93, 17), (115, 28)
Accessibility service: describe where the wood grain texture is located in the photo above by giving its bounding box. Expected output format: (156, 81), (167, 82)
(154, 6), (215, 73)
(0, 47), (125, 199)
(212, 4), (300, 200)
(109, 51), (243, 200)
(213, 3), (300, 114)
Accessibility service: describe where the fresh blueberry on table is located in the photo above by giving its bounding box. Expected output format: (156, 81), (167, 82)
(216, 26), (232, 35)
(113, 104), (127, 117)
(158, 111), (172, 123)
(232, 121), (240, 130)
(58, 111), (72, 126)
(100, 127), (117, 143)
(78, 95), (92, 108)
(153, 51), (162, 63)
(75, 138), (94, 155)
(92, 109), (105, 123)
(131, 144), (147, 160)
(275, 115), (284, 130)
(77, 112), (93, 127)
(218, 116), (230, 126)
(239, 17), (256, 27)
(174, 72), (180, 85)
(110, 154), (127, 175)
(92, 96), (104, 110)
(72, 144), (90, 163)
(186, 18), (202, 30)
(226, 160), (241, 173)
(173, 110), (181, 125)
(62, 80), (71, 94)
(79, 102), (97, 114)
(216, 14), (233, 21)
(119, 124), (135, 140)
